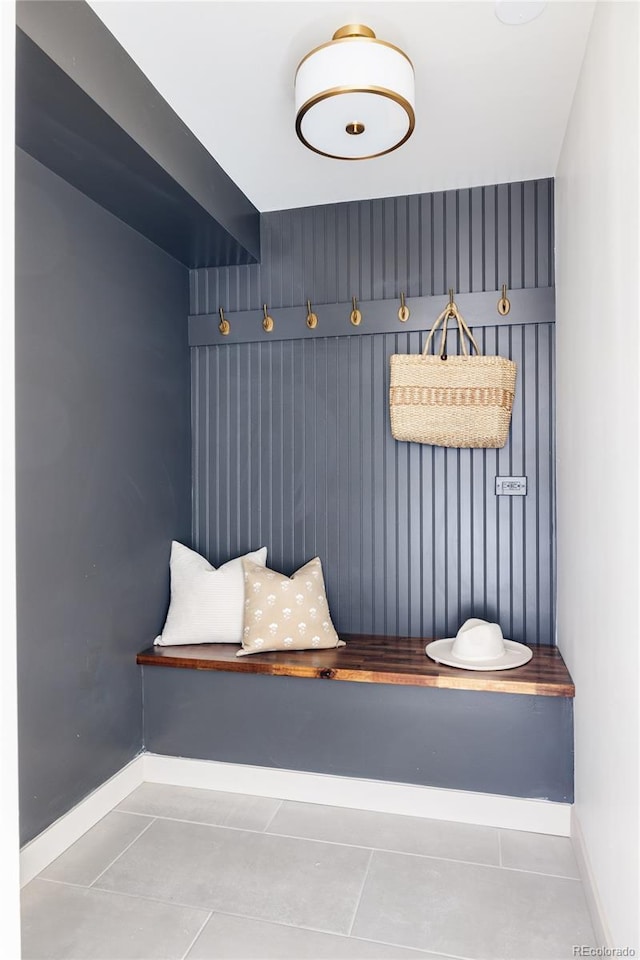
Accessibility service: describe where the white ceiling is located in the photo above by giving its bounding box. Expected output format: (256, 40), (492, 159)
(89, 1), (594, 212)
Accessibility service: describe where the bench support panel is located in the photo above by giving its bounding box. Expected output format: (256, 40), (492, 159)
(142, 668), (574, 803)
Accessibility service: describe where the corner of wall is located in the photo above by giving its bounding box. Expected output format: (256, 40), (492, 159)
(555, 0), (639, 949)
(571, 807), (613, 948)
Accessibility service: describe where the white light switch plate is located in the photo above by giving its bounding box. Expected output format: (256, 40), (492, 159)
(495, 476), (527, 495)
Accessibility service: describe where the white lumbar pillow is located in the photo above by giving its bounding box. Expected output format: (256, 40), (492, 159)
(155, 542), (268, 646)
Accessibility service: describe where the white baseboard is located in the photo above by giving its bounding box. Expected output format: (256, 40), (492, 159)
(20, 751), (571, 886)
(20, 754), (144, 887)
(143, 753), (572, 836)
(571, 808), (612, 948)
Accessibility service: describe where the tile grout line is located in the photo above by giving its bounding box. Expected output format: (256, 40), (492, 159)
(261, 799), (284, 833)
(116, 807), (159, 817)
(108, 811), (580, 880)
(43, 876), (216, 914)
(179, 906), (473, 960)
(346, 938), (471, 960)
(32, 880), (476, 960)
(179, 909), (213, 960)
(118, 808), (288, 836)
(256, 826), (579, 879)
(86, 878), (372, 936)
(118, 812), (479, 862)
(37, 876), (91, 890)
(346, 848), (374, 937)
(88, 818), (157, 888)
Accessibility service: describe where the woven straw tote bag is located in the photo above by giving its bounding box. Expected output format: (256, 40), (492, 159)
(389, 303), (517, 448)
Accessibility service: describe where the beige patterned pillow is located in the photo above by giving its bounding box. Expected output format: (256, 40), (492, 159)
(237, 557), (345, 657)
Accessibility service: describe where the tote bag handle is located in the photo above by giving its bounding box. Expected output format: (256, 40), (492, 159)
(423, 303), (481, 360)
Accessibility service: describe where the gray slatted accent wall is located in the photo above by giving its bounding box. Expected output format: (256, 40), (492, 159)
(190, 179), (555, 645)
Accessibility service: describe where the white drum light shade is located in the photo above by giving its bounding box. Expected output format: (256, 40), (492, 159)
(295, 25), (415, 160)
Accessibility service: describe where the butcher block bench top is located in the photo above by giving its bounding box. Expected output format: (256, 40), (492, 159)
(137, 634), (574, 698)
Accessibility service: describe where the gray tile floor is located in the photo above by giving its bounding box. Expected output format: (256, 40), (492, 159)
(21, 783), (596, 960)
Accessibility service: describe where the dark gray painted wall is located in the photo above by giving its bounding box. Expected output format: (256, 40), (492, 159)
(190, 179), (555, 645)
(142, 668), (573, 803)
(16, 150), (191, 844)
(16, 2), (260, 266)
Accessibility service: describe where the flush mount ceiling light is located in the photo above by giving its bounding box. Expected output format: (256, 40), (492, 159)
(294, 24), (415, 161)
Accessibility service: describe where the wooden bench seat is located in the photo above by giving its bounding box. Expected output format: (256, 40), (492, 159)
(137, 634), (574, 698)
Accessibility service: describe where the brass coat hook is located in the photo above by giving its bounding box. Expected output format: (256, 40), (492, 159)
(398, 292), (410, 322)
(306, 299), (318, 329)
(218, 306), (230, 336)
(350, 296), (362, 326)
(447, 288), (456, 315)
(262, 304), (274, 333)
(498, 283), (511, 316)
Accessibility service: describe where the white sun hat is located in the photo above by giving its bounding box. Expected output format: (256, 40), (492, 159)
(425, 618), (532, 671)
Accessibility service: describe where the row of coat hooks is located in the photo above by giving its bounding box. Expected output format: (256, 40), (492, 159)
(216, 285), (512, 336)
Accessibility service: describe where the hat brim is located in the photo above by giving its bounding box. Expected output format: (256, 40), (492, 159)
(425, 638), (533, 671)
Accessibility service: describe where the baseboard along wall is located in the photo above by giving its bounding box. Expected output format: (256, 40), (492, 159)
(20, 751), (574, 887)
(570, 809), (613, 948)
(20, 753), (146, 886)
(142, 753), (572, 835)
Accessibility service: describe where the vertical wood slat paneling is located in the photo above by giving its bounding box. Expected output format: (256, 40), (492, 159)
(192, 320), (555, 645)
(195, 179), (554, 315)
(190, 178), (555, 645)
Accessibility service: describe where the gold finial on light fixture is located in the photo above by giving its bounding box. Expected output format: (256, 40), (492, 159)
(295, 24), (415, 160)
(332, 24), (376, 40)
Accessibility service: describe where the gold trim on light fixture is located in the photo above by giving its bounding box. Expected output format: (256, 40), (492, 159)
(295, 23), (414, 161)
(295, 86), (415, 160)
(295, 31), (414, 76)
(332, 24), (376, 41)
